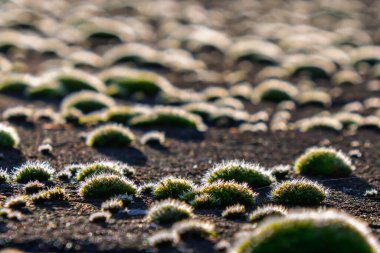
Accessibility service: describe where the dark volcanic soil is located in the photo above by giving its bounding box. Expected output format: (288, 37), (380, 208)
(0, 94), (379, 252)
(0, 0), (380, 252)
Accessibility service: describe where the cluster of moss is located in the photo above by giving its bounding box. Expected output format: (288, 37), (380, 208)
(76, 161), (123, 181)
(248, 205), (287, 223)
(294, 147), (354, 177)
(31, 187), (68, 203)
(61, 91), (115, 115)
(271, 179), (328, 205)
(130, 106), (207, 131)
(86, 124), (135, 147)
(297, 117), (343, 132)
(153, 177), (194, 200)
(230, 210), (378, 253)
(191, 181), (257, 208)
(222, 204), (246, 219)
(204, 160), (275, 188)
(252, 79), (299, 103)
(13, 161), (54, 183)
(79, 174), (137, 199)
(0, 123), (20, 148)
(147, 199), (194, 224)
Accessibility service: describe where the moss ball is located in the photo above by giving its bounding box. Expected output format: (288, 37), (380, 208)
(14, 161), (54, 183)
(248, 205), (287, 223)
(204, 161), (275, 188)
(147, 199), (193, 224)
(192, 181), (257, 208)
(79, 174), (137, 199)
(153, 177), (194, 200)
(76, 161), (123, 181)
(86, 124), (135, 147)
(295, 147), (354, 177)
(271, 179), (328, 205)
(230, 210), (379, 253)
(0, 123), (20, 148)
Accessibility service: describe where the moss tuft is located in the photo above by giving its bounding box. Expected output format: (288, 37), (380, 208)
(271, 179), (328, 205)
(130, 106), (207, 131)
(204, 161), (275, 188)
(222, 204), (246, 219)
(0, 123), (20, 148)
(173, 219), (216, 239)
(230, 210), (379, 253)
(294, 147), (354, 177)
(61, 91), (115, 115)
(2, 106), (33, 123)
(23, 181), (45, 194)
(248, 205), (287, 223)
(79, 174), (137, 199)
(149, 230), (179, 247)
(101, 198), (124, 213)
(297, 117), (342, 132)
(253, 80), (299, 103)
(141, 131), (165, 145)
(89, 211), (111, 223)
(192, 181), (257, 208)
(4, 195), (27, 209)
(76, 161), (123, 181)
(147, 199), (193, 224)
(153, 177), (194, 200)
(86, 124), (135, 147)
(0, 169), (10, 184)
(270, 165), (291, 179)
(14, 161), (54, 183)
(31, 187), (68, 203)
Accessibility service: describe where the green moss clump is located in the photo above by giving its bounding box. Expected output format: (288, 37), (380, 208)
(230, 210), (379, 253)
(153, 177), (194, 200)
(0, 169), (10, 184)
(173, 219), (216, 239)
(105, 106), (149, 124)
(76, 161), (123, 181)
(271, 179), (328, 205)
(248, 205), (287, 223)
(130, 107), (207, 131)
(86, 124), (135, 147)
(191, 181), (257, 208)
(0, 123), (20, 148)
(253, 80), (299, 103)
(14, 161), (54, 183)
(294, 147), (354, 177)
(101, 198), (124, 213)
(61, 91), (115, 114)
(31, 187), (68, 203)
(23, 181), (45, 194)
(204, 161), (275, 188)
(79, 174), (137, 199)
(147, 199), (193, 224)
(149, 230), (179, 247)
(4, 196), (27, 209)
(222, 204), (246, 219)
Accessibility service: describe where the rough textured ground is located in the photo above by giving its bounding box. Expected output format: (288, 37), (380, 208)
(0, 0), (380, 252)
(0, 94), (379, 252)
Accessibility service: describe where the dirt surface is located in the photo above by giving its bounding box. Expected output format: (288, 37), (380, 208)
(0, 94), (379, 252)
(0, 0), (379, 252)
